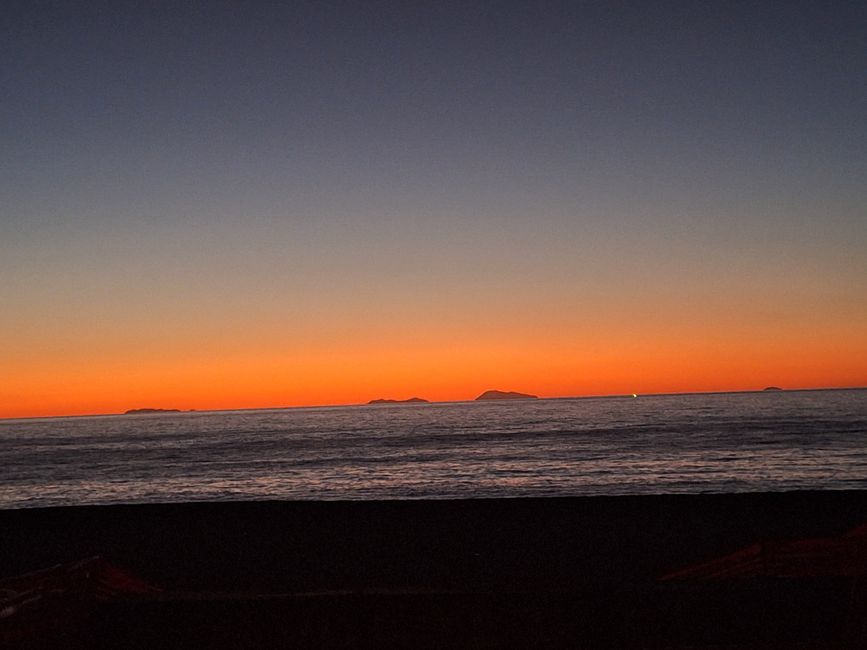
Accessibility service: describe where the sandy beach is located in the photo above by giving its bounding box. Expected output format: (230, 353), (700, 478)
(2, 490), (866, 647)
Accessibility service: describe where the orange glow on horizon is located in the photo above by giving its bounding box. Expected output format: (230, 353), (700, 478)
(4, 270), (866, 419)
(3, 325), (865, 418)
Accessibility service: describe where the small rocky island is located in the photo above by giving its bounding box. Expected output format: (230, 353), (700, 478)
(124, 408), (182, 415)
(763, 387), (783, 391)
(367, 397), (429, 405)
(475, 390), (538, 401)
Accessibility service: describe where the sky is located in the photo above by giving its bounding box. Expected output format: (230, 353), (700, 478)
(2, 1), (866, 417)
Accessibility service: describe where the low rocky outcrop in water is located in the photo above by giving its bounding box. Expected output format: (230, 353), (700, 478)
(475, 390), (538, 401)
(124, 408), (182, 415)
(763, 387), (783, 391)
(367, 398), (429, 404)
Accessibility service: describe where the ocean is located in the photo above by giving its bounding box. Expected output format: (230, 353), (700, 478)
(1, 389), (866, 509)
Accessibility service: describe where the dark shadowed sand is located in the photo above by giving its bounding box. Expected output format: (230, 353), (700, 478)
(2, 491), (866, 648)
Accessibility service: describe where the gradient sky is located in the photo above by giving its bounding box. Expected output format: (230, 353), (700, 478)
(2, 1), (866, 417)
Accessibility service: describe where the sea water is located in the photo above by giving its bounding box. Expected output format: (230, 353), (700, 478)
(1, 389), (866, 509)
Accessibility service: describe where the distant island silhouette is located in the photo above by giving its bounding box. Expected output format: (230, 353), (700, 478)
(124, 408), (182, 415)
(475, 390), (538, 401)
(763, 387), (783, 391)
(367, 398), (429, 404)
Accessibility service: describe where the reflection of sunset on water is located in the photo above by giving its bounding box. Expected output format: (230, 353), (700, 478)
(4, 390), (866, 509)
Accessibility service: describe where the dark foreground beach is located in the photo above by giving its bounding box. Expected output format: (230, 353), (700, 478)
(2, 491), (866, 648)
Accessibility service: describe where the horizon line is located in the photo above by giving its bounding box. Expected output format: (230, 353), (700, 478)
(2, 385), (865, 422)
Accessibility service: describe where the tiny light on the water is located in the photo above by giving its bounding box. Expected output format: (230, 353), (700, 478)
(632, 393), (638, 398)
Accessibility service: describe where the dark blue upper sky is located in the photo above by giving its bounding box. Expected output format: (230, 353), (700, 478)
(4, 1), (864, 233)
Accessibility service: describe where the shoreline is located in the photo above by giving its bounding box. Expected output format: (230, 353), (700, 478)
(3, 490), (866, 647)
(4, 490), (865, 591)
